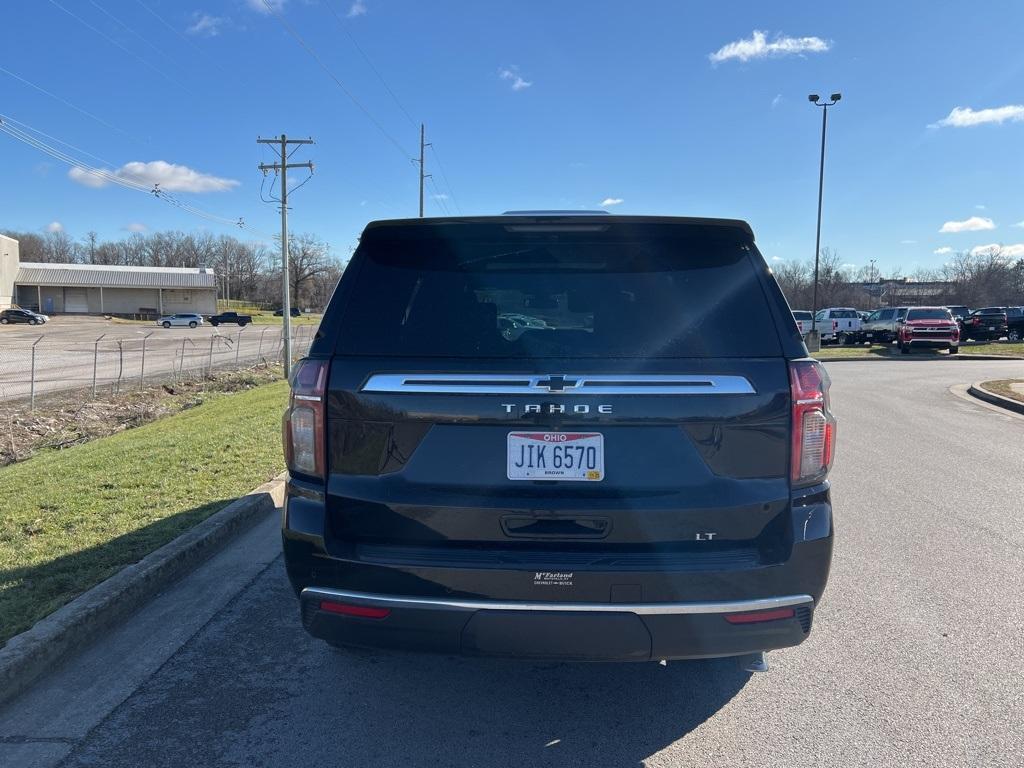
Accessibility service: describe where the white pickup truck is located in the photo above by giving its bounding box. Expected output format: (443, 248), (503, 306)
(815, 307), (863, 344)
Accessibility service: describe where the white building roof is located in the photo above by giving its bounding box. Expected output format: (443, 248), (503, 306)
(15, 262), (217, 290)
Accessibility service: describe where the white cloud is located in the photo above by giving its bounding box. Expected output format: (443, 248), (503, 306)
(900, 239), (917, 244)
(975, 204), (986, 210)
(970, 243), (1024, 258)
(1013, 220), (1024, 228)
(939, 216), (995, 233)
(771, 256), (783, 262)
(841, 263), (857, 269)
(187, 13), (225, 36)
(709, 30), (830, 64)
(933, 246), (953, 255)
(600, 197), (624, 207)
(347, 0), (367, 17)
(499, 66), (532, 91)
(933, 105), (1024, 128)
(125, 222), (148, 233)
(431, 193), (449, 200)
(69, 161), (239, 193)
(771, 93), (782, 109)
(247, 0), (284, 14)
(46, 221), (63, 233)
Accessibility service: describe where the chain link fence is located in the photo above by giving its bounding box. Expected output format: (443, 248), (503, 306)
(0, 324), (316, 408)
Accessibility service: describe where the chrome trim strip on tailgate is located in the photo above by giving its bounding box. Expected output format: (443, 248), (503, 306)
(361, 373), (755, 395)
(303, 587), (811, 615)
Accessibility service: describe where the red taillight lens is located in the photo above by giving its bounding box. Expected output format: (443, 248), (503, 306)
(319, 600), (390, 619)
(724, 607), (796, 624)
(790, 360), (836, 487)
(283, 358), (328, 479)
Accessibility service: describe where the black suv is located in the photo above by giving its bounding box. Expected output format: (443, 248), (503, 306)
(282, 215), (836, 664)
(960, 308), (1010, 341)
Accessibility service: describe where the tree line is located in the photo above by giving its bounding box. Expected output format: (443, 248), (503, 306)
(771, 247), (1024, 310)
(1, 228), (346, 311)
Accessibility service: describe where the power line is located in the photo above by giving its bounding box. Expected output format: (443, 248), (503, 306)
(0, 65), (141, 144)
(0, 112), (117, 167)
(0, 116), (270, 237)
(89, 0), (176, 65)
(133, 0), (238, 80)
(429, 143), (462, 215)
(323, 1), (417, 128)
(46, 0), (194, 95)
(259, 0), (414, 162)
(427, 175), (452, 216)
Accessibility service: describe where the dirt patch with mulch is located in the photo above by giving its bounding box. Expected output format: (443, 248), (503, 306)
(979, 379), (1024, 404)
(0, 365), (284, 466)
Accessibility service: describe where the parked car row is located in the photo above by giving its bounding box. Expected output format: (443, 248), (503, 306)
(154, 308), (305, 328)
(792, 304), (1024, 351)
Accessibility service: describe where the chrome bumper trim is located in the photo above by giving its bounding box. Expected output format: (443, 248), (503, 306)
(302, 587), (813, 616)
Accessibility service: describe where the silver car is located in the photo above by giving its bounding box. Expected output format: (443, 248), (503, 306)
(157, 313), (204, 329)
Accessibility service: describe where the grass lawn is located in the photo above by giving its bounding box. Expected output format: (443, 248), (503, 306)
(815, 341), (1024, 359)
(980, 379), (1024, 403)
(248, 313), (321, 326)
(0, 380), (289, 646)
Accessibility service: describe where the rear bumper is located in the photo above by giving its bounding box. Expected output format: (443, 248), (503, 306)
(300, 588), (815, 661)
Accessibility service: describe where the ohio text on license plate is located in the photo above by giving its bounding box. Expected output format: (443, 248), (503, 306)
(507, 432), (604, 481)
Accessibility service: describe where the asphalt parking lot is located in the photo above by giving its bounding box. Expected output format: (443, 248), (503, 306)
(0, 317), (308, 401)
(1, 359), (1022, 768)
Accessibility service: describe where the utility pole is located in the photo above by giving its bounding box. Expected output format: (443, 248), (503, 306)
(869, 258), (877, 308)
(418, 123), (431, 217)
(257, 133), (314, 378)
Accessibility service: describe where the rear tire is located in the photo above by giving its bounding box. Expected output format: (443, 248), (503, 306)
(162, 321), (171, 328)
(948, 346), (959, 355)
(189, 321), (197, 328)
(1009, 330), (1021, 342)
(0, 318), (7, 324)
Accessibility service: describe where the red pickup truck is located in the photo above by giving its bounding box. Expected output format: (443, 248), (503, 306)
(898, 307), (959, 354)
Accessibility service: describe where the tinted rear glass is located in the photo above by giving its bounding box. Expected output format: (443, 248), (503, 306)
(906, 309), (952, 321)
(336, 226), (781, 358)
(792, 311), (812, 320)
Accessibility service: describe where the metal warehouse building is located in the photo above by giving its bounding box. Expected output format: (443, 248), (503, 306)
(0, 234), (217, 316)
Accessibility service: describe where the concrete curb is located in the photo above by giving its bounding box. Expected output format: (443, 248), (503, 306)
(968, 382), (1024, 416)
(0, 472), (287, 709)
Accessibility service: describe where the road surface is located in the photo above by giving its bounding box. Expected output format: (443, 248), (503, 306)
(0, 317), (315, 401)
(1, 359), (1022, 767)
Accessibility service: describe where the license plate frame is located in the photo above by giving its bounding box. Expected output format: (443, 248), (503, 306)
(507, 431), (604, 482)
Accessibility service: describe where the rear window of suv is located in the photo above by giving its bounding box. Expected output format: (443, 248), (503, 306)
(336, 225), (782, 358)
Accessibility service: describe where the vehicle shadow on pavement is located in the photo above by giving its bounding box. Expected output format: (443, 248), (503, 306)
(58, 560), (753, 768)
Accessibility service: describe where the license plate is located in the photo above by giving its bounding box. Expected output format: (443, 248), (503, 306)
(989, 326), (996, 331)
(507, 432), (604, 481)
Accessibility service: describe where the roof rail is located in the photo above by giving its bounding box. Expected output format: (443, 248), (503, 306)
(501, 210), (611, 216)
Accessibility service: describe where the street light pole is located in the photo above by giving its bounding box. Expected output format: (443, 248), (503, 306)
(809, 92), (841, 330)
(869, 258), (877, 308)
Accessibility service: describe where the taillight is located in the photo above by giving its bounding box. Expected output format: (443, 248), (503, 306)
(790, 360), (836, 487)
(283, 358), (328, 479)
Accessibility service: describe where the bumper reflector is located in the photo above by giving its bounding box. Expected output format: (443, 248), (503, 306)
(319, 600), (391, 619)
(724, 607), (796, 624)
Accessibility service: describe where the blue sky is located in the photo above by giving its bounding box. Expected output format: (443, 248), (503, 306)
(4, 0), (1024, 272)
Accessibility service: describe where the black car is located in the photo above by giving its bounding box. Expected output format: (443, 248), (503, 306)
(960, 308), (1010, 341)
(274, 307), (302, 317)
(208, 311), (252, 327)
(0, 308), (48, 325)
(282, 214), (836, 665)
